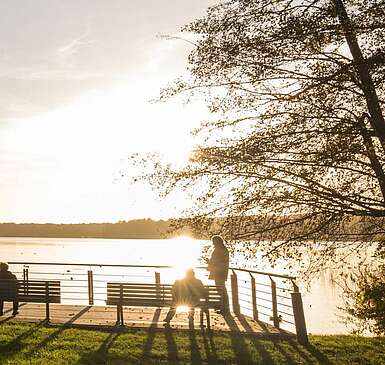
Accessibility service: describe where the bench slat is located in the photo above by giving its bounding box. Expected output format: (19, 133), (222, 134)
(107, 288), (172, 293)
(106, 282), (223, 311)
(108, 283), (173, 288)
(0, 280), (61, 304)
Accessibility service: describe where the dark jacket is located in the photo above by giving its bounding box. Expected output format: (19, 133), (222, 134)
(0, 271), (19, 299)
(208, 245), (229, 282)
(172, 277), (206, 306)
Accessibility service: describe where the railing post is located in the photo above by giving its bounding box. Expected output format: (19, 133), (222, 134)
(291, 281), (308, 345)
(87, 270), (94, 305)
(249, 273), (259, 321)
(270, 277), (280, 328)
(155, 272), (161, 301)
(45, 281), (50, 322)
(119, 283), (124, 326)
(230, 270), (240, 315)
(23, 267), (29, 295)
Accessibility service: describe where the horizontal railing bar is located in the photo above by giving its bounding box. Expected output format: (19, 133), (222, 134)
(257, 312), (271, 317)
(257, 304), (273, 311)
(9, 262), (177, 269)
(233, 267), (296, 280)
(25, 272), (88, 276)
(255, 297), (272, 303)
(9, 262), (295, 279)
(255, 282), (271, 287)
(281, 319), (295, 325)
(277, 310), (294, 317)
(255, 289), (272, 296)
(276, 294), (291, 300)
(93, 274), (153, 277)
(277, 302), (293, 308)
(238, 285), (251, 290)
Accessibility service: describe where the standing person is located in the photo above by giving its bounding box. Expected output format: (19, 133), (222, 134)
(163, 268), (206, 325)
(0, 262), (19, 316)
(207, 235), (230, 314)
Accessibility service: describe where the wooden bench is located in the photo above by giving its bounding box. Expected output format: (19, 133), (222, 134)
(0, 279), (61, 321)
(106, 282), (224, 328)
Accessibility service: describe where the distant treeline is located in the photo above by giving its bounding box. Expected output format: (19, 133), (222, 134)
(0, 220), (192, 239)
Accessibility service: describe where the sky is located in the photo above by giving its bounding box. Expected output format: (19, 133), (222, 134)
(0, 0), (218, 223)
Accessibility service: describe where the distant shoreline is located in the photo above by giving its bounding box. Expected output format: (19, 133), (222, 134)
(0, 220), (192, 240)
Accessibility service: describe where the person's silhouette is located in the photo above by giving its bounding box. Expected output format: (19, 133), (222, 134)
(207, 235), (230, 313)
(0, 262), (19, 316)
(163, 268), (206, 325)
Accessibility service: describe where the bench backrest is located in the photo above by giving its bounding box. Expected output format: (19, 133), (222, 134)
(106, 282), (223, 309)
(0, 280), (61, 303)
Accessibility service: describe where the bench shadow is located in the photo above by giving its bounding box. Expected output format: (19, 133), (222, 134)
(75, 325), (121, 365)
(24, 305), (92, 356)
(188, 320), (203, 365)
(0, 320), (46, 359)
(201, 328), (218, 364)
(164, 325), (180, 364)
(141, 308), (161, 360)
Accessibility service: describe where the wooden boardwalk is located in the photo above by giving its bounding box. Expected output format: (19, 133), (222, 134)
(0, 302), (294, 338)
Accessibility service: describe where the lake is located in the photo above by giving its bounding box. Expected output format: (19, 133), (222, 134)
(0, 236), (351, 335)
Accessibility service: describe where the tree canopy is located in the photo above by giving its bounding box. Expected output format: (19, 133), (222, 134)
(135, 0), (385, 273)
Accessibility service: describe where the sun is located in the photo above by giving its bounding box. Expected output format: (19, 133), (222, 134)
(156, 235), (202, 280)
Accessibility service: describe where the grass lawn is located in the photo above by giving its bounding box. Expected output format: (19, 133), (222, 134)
(0, 321), (384, 364)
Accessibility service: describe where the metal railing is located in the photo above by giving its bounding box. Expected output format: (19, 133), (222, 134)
(8, 261), (308, 344)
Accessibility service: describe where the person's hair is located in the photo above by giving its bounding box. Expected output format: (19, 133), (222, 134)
(185, 268), (195, 277)
(211, 235), (225, 247)
(0, 262), (9, 272)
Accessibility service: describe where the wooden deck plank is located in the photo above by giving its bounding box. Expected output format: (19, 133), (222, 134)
(0, 302), (294, 337)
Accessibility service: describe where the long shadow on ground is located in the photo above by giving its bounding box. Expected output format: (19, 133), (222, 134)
(0, 312), (333, 365)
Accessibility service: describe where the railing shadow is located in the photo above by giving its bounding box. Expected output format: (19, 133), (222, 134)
(223, 313), (259, 364)
(0, 311), (332, 365)
(226, 313), (332, 365)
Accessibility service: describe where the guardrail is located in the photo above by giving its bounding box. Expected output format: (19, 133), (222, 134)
(7, 261), (308, 344)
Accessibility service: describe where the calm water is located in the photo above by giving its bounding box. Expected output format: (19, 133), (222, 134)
(0, 236), (350, 335)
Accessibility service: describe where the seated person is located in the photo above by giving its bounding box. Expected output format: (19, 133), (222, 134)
(0, 262), (19, 316)
(163, 268), (206, 324)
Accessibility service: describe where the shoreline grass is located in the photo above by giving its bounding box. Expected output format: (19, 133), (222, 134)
(0, 321), (384, 364)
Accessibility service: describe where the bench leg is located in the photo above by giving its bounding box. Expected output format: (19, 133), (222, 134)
(120, 305), (124, 326)
(45, 302), (50, 322)
(116, 305), (121, 324)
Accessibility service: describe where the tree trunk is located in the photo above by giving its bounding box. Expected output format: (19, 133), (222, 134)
(357, 114), (385, 205)
(334, 0), (385, 149)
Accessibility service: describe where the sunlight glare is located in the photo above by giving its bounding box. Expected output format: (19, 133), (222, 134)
(169, 235), (201, 279)
(176, 305), (190, 313)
